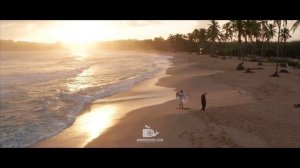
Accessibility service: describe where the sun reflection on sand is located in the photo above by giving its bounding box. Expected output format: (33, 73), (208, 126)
(77, 105), (118, 146)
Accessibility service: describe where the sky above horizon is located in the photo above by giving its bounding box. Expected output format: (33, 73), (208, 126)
(1, 20), (299, 43)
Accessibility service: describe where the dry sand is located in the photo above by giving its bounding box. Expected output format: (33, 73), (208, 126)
(85, 54), (300, 148)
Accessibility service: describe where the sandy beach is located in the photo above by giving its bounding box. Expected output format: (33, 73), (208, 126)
(34, 53), (300, 148)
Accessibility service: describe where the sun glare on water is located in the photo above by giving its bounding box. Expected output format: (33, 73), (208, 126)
(62, 41), (97, 59)
(65, 43), (91, 59)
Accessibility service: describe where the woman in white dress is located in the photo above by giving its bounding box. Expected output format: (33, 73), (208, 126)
(176, 90), (188, 109)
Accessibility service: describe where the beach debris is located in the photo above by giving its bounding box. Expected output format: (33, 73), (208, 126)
(271, 72), (280, 77)
(257, 61), (263, 65)
(279, 69), (289, 73)
(293, 104), (300, 108)
(251, 67), (264, 70)
(236, 63), (245, 70)
(245, 68), (254, 73)
(210, 55), (218, 58)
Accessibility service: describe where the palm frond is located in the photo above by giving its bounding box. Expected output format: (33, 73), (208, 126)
(291, 20), (300, 33)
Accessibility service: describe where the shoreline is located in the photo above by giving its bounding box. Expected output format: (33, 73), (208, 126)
(33, 53), (300, 148)
(32, 53), (175, 147)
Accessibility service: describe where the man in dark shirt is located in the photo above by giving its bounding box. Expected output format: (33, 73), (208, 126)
(201, 92), (207, 111)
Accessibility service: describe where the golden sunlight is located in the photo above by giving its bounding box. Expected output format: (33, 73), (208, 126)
(62, 41), (97, 59)
(51, 21), (108, 43)
(78, 105), (118, 146)
(65, 43), (90, 59)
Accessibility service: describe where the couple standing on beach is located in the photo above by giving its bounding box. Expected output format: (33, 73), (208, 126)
(176, 90), (207, 111)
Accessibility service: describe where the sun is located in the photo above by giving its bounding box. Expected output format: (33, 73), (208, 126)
(49, 21), (110, 57)
(51, 21), (108, 43)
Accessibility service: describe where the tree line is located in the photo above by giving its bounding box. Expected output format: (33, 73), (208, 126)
(99, 20), (300, 76)
(1, 20), (299, 76)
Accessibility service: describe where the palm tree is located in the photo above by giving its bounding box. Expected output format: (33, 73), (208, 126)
(175, 34), (188, 52)
(187, 33), (194, 42)
(272, 20), (287, 77)
(250, 20), (261, 58)
(243, 20), (252, 56)
(207, 20), (220, 56)
(191, 29), (200, 53)
(280, 28), (292, 61)
(231, 20), (245, 70)
(192, 28), (207, 54)
(222, 22), (233, 58)
(260, 22), (276, 65)
(167, 34), (176, 51)
(290, 20), (300, 33)
(218, 33), (227, 58)
(280, 28), (292, 43)
(186, 33), (194, 53)
(198, 28), (207, 54)
(258, 22), (266, 65)
(257, 20), (268, 65)
(168, 34), (187, 51)
(265, 23), (276, 42)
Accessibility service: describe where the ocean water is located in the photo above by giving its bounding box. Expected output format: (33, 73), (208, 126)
(0, 50), (172, 147)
